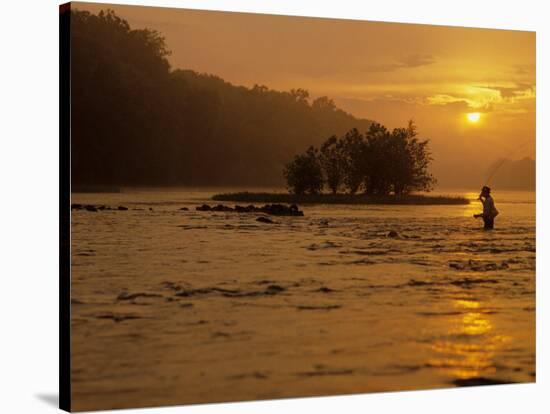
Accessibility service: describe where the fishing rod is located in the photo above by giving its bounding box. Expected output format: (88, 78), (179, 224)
(483, 140), (532, 186)
(474, 139), (531, 228)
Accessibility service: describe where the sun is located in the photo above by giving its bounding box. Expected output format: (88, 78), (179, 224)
(466, 112), (481, 123)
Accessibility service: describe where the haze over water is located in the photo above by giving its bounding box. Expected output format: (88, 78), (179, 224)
(70, 188), (535, 411)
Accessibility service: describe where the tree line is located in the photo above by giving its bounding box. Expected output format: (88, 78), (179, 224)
(284, 121), (436, 195)
(70, 9), (373, 187)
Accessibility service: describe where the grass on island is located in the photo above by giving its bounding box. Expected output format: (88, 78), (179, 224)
(212, 192), (469, 205)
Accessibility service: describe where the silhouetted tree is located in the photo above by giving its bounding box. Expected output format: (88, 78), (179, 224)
(284, 147), (324, 195)
(319, 135), (345, 194)
(400, 121), (436, 193)
(340, 129), (366, 194)
(289, 88), (310, 105)
(284, 121), (436, 196)
(364, 123), (393, 195)
(312, 96), (337, 112)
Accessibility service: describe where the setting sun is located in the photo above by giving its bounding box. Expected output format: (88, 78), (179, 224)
(467, 112), (481, 123)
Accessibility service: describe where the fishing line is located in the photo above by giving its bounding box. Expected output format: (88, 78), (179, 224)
(483, 140), (532, 185)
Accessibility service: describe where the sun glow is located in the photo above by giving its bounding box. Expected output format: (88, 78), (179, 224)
(427, 298), (511, 379)
(466, 112), (481, 123)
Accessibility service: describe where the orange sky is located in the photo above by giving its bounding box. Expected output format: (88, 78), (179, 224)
(75, 2), (535, 187)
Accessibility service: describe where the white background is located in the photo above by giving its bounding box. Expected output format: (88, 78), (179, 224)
(0, 0), (547, 412)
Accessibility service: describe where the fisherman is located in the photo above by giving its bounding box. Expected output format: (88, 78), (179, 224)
(474, 186), (499, 230)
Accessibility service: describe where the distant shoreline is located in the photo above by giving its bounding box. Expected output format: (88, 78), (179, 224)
(212, 192), (470, 205)
(72, 186), (121, 193)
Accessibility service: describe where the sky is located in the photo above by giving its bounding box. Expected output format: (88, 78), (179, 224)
(76, 2), (536, 188)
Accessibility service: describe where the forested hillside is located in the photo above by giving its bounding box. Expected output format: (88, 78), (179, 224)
(71, 9), (373, 187)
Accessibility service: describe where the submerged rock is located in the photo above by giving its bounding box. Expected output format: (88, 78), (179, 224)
(172, 283), (287, 298)
(307, 241), (340, 250)
(450, 278), (499, 287)
(297, 367), (354, 377)
(408, 279), (435, 287)
(264, 284), (285, 294)
(387, 230), (399, 238)
(73, 203), (131, 212)
(449, 259), (509, 272)
(72, 203), (130, 212)
(452, 377), (515, 387)
(212, 204), (234, 212)
(94, 312), (142, 322)
(263, 203), (303, 216)
(195, 203), (304, 216)
(234, 204), (255, 213)
(180, 303), (194, 308)
(256, 216), (275, 224)
(296, 304), (342, 311)
(116, 292), (162, 301)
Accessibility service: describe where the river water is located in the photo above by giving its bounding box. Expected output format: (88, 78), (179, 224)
(70, 188), (535, 411)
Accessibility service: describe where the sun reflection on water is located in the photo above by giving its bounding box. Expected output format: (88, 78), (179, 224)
(428, 298), (510, 379)
(462, 192), (482, 218)
(461, 312), (492, 336)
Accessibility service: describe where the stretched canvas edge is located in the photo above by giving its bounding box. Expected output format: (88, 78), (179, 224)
(59, 2), (72, 412)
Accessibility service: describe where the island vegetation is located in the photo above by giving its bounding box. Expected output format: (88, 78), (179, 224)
(284, 121), (435, 196)
(214, 121), (469, 204)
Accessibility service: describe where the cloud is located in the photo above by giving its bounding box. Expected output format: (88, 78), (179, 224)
(425, 94), (497, 113)
(399, 54), (436, 68)
(362, 54), (436, 73)
(476, 83), (535, 99)
(494, 83), (535, 99)
(514, 64), (535, 76)
(426, 94), (464, 106)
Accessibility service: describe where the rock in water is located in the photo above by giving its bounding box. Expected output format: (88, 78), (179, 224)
(256, 216), (275, 224)
(196, 203), (304, 216)
(212, 204), (234, 212)
(264, 284), (285, 294)
(388, 230), (399, 238)
(117, 206), (128, 211)
(449, 262), (465, 270)
(263, 203), (304, 216)
(449, 259), (510, 272)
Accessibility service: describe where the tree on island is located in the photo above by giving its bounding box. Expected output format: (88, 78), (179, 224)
(319, 136), (345, 194)
(340, 128), (366, 194)
(283, 147), (324, 195)
(284, 121), (436, 196)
